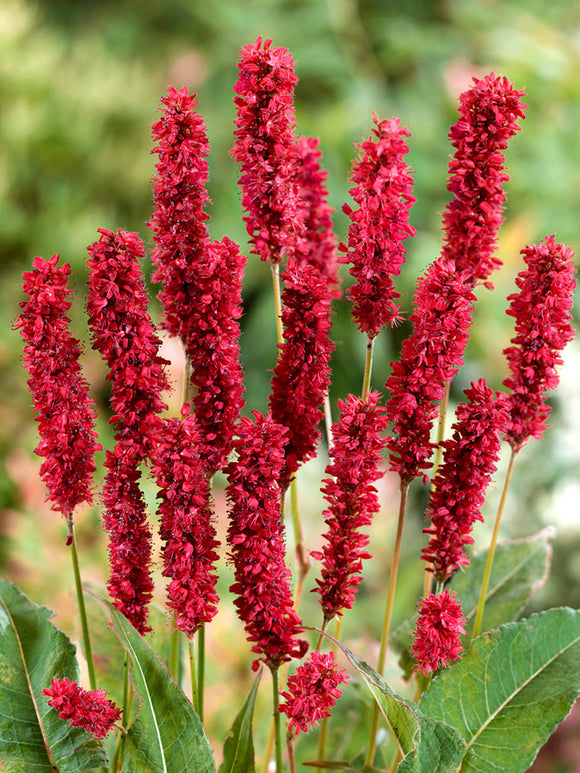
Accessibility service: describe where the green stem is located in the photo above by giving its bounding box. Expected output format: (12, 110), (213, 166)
(272, 667), (283, 772)
(365, 480), (409, 767)
(110, 658), (131, 772)
(197, 626), (205, 723)
(67, 517), (98, 692)
(290, 477), (310, 594)
(271, 263), (284, 347)
(169, 627), (181, 685)
(189, 637), (199, 716)
(472, 448), (516, 639)
(362, 335), (375, 397)
(287, 732), (297, 773)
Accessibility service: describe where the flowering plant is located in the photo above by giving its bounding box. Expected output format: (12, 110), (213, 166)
(3, 37), (578, 773)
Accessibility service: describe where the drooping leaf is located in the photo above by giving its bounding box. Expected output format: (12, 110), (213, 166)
(107, 601), (216, 773)
(0, 578), (108, 772)
(421, 608), (580, 773)
(219, 671), (261, 773)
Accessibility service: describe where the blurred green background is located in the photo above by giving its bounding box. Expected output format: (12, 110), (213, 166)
(1, 0), (579, 769)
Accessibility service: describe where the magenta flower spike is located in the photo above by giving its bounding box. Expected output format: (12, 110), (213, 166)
(503, 236), (576, 452)
(340, 114), (416, 338)
(43, 678), (121, 739)
(312, 392), (387, 622)
(149, 85), (211, 339)
(232, 36), (303, 265)
(385, 259), (476, 484)
(422, 379), (509, 583)
(269, 262), (334, 490)
(16, 255), (100, 523)
(278, 650), (349, 735)
(441, 73), (526, 287)
(152, 406), (220, 637)
(225, 411), (307, 670)
(411, 590), (466, 675)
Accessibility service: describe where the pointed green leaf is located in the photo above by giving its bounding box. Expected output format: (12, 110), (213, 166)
(421, 608), (580, 773)
(219, 672), (261, 773)
(0, 578), (108, 772)
(107, 602), (216, 773)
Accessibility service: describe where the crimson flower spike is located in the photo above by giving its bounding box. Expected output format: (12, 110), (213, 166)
(87, 228), (169, 633)
(312, 392), (387, 622)
(340, 114), (416, 338)
(411, 589), (466, 676)
(385, 259), (476, 484)
(422, 379), (509, 583)
(43, 678), (121, 739)
(16, 255), (100, 530)
(152, 406), (219, 636)
(225, 411), (308, 671)
(441, 73), (526, 288)
(269, 262), (334, 491)
(232, 36), (303, 265)
(503, 236), (576, 453)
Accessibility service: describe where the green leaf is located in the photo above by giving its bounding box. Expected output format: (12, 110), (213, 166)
(219, 672), (261, 773)
(318, 632), (465, 773)
(0, 578), (108, 772)
(107, 602), (216, 773)
(421, 608), (580, 773)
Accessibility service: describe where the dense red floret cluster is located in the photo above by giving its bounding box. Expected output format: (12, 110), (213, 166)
(293, 135), (341, 296)
(422, 380), (509, 582)
(411, 590), (466, 675)
(16, 255), (99, 521)
(340, 114), (415, 337)
(149, 86), (211, 339)
(312, 392), (387, 621)
(232, 36), (303, 265)
(269, 263), (334, 490)
(441, 73), (526, 287)
(503, 236), (576, 452)
(385, 259), (476, 483)
(225, 412), (307, 670)
(183, 236), (246, 475)
(278, 650), (348, 735)
(152, 406), (220, 637)
(44, 678), (121, 739)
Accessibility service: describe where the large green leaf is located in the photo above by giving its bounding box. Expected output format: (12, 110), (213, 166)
(0, 578), (108, 772)
(107, 603), (216, 773)
(421, 608), (580, 773)
(219, 672), (261, 773)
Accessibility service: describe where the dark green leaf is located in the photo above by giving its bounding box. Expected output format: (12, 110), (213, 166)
(219, 672), (261, 773)
(421, 608), (580, 772)
(0, 578), (108, 772)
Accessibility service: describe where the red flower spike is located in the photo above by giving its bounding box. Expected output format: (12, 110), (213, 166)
(232, 36), (303, 265)
(340, 114), (416, 337)
(411, 590), (466, 675)
(44, 678), (121, 739)
(16, 255), (100, 520)
(278, 650), (348, 735)
(503, 236), (576, 452)
(312, 392), (388, 621)
(422, 380), (509, 583)
(293, 135), (341, 296)
(269, 262), (334, 490)
(149, 86), (211, 339)
(225, 411), (307, 670)
(441, 73), (526, 287)
(152, 407), (220, 636)
(385, 259), (476, 484)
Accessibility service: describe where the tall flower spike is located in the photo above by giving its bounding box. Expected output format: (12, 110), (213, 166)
(225, 411), (307, 670)
(152, 406), (220, 636)
(340, 114), (416, 337)
(385, 259), (476, 484)
(16, 255), (99, 521)
(232, 36), (303, 265)
(44, 678), (121, 739)
(312, 392), (387, 622)
(411, 590), (466, 675)
(422, 380), (509, 583)
(269, 262), (334, 490)
(441, 73), (526, 287)
(278, 650), (349, 735)
(293, 135), (341, 296)
(503, 236), (576, 452)
(149, 86), (211, 339)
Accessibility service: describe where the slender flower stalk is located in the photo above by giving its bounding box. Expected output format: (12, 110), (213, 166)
(411, 590), (466, 675)
(312, 392), (387, 623)
(43, 678), (121, 739)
